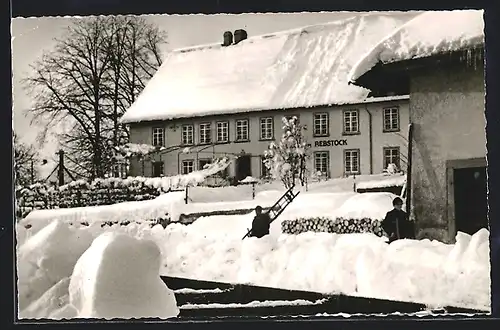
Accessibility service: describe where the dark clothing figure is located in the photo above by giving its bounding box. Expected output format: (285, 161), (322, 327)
(382, 198), (415, 243)
(382, 209), (414, 243)
(250, 207), (271, 238)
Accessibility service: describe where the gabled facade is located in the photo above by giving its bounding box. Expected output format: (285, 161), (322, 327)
(349, 10), (486, 243)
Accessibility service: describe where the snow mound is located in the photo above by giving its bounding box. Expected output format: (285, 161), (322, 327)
(17, 220), (94, 313)
(335, 192), (397, 220)
(279, 192), (358, 220)
(239, 176), (259, 184)
(349, 10), (484, 82)
(161, 225), (490, 310)
(356, 174), (406, 190)
(19, 192), (185, 235)
(120, 12), (413, 123)
(68, 232), (179, 319)
(20, 277), (76, 320)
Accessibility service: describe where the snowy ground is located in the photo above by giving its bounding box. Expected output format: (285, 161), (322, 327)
(16, 174), (491, 319)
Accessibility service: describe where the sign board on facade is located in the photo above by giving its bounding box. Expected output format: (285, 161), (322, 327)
(312, 139), (348, 147)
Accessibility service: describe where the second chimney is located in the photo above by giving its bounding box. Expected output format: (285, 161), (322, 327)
(233, 29), (248, 45)
(222, 31), (233, 47)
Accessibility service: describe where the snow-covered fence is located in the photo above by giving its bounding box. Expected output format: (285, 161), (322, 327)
(281, 217), (385, 237)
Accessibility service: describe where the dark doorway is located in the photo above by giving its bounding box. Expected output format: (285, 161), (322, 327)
(235, 155), (252, 181)
(152, 161), (164, 177)
(453, 166), (488, 235)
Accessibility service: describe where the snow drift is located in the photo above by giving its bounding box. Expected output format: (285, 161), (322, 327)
(17, 220), (94, 312)
(160, 226), (490, 311)
(69, 232), (179, 319)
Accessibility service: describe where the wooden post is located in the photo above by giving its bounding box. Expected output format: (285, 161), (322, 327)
(184, 185), (189, 204)
(30, 160), (34, 184)
(353, 174), (357, 192)
(406, 123), (414, 218)
(57, 150), (65, 186)
(252, 182), (256, 199)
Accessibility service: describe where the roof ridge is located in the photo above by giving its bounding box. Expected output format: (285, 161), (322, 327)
(169, 12), (404, 54)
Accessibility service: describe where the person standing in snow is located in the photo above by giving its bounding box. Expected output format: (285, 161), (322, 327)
(249, 206), (271, 238)
(382, 197), (414, 243)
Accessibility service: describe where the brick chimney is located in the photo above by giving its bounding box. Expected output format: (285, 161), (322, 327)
(222, 31), (233, 47)
(233, 29), (248, 45)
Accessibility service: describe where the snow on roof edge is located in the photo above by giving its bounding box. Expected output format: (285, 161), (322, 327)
(121, 95), (410, 124)
(348, 10), (485, 84)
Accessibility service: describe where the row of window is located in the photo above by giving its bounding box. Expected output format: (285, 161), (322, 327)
(150, 146), (401, 178)
(151, 107), (401, 147)
(313, 147), (401, 176)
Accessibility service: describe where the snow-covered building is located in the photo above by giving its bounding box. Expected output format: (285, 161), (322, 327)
(349, 10), (486, 242)
(121, 12), (416, 181)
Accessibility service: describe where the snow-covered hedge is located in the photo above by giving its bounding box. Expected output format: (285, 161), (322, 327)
(281, 217), (385, 237)
(57, 178), (163, 209)
(16, 157), (231, 219)
(16, 184), (60, 219)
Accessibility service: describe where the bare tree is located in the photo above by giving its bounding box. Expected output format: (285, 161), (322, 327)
(14, 133), (42, 186)
(23, 16), (167, 179)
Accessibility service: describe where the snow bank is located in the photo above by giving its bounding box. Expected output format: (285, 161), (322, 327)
(356, 174), (406, 190)
(19, 192), (185, 235)
(335, 192), (396, 220)
(170, 192), (280, 222)
(349, 10), (484, 83)
(69, 232), (179, 319)
(20, 277), (77, 320)
(17, 220), (95, 312)
(239, 176), (259, 184)
(160, 227), (490, 310)
(280, 192), (358, 220)
(121, 13), (413, 123)
(17, 217), (490, 317)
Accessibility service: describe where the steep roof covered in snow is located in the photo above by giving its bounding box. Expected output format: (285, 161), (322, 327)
(348, 10), (484, 84)
(121, 12), (414, 124)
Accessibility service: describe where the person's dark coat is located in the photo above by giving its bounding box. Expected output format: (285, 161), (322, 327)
(250, 212), (271, 238)
(381, 209), (414, 243)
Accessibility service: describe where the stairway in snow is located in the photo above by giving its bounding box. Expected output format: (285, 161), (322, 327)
(160, 276), (483, 320)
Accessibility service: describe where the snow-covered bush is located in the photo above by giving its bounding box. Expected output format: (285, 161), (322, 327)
(263, 116), (310, 189)
(383, 163), (400, 175)
(281, 217), (385, 237)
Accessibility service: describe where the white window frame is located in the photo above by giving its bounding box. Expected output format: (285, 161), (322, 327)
(152, 127), (164, 147)
(383, 107), (400, 132)
(235, 119), (249, 142)
(313, 112), (329, 137)
(181, 124), (194, 145)
(344, 149), (360, 175)
(181, 160), (194, 174)
(259, 117), (274, 140)
(199, 123), (212, 144)
(384, 147), (400, 169)
(314, 151), (329, 175)
(343, 110), (359, 134)
(216, 121), (229, 143)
